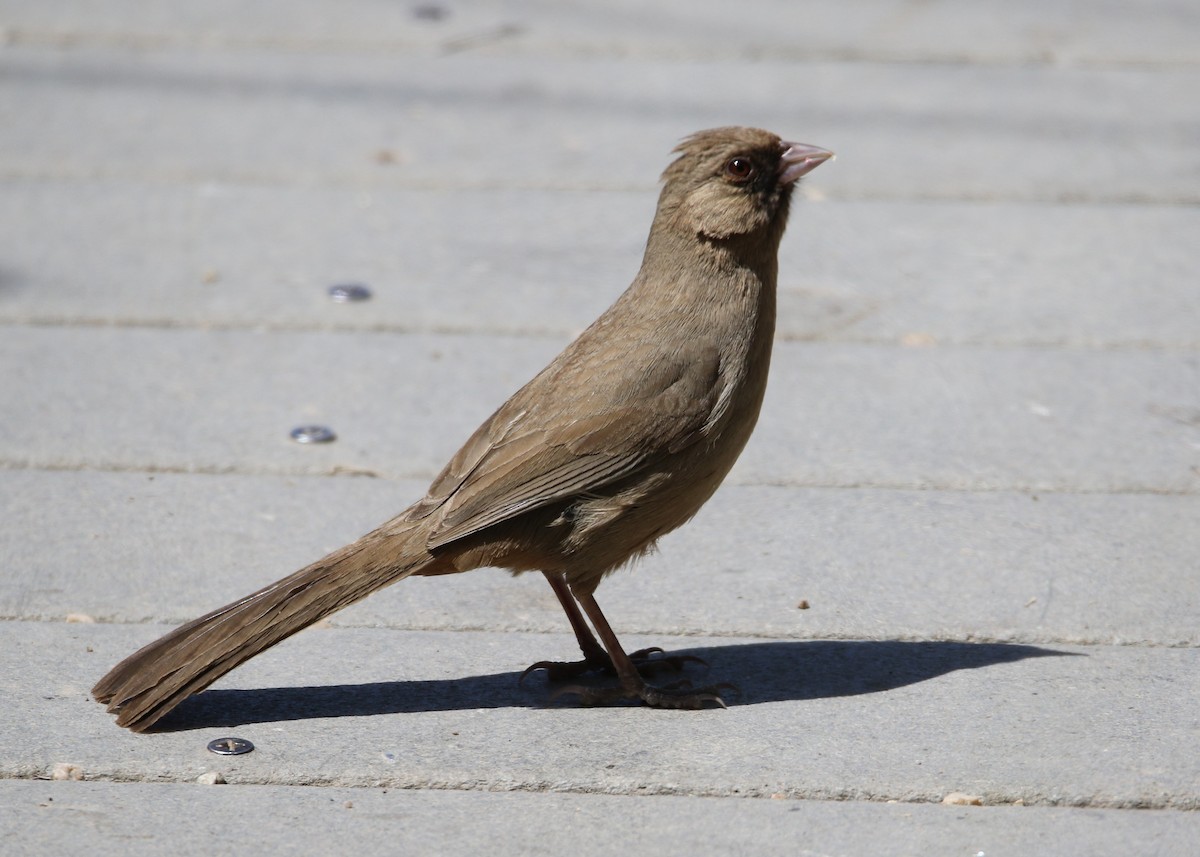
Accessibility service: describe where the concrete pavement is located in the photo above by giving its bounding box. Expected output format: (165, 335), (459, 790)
(2, 1), (1197, 853)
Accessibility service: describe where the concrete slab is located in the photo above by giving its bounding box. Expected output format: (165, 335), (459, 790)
(9, 777), (1200, 854)
(1, 180), (1196, 349)
(2, 471), (1198, 646)
(2, 326), (1197, 491)
(3, 780), (1198, 857)
(4, 621), (1199, 809)
(2, 47), (1196, 203)
(2, 0), (1196, 851)
(3, 0), (1197, 66)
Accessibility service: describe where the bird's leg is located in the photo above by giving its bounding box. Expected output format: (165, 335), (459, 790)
(521, 572), (610, 680)
(520, 572), (704, 684)
(553, 588), (734, 710)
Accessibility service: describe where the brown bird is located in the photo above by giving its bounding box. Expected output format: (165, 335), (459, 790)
(93, 126), (833, 731)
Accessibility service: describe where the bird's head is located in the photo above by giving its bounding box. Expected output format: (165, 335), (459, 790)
(657, 126), (833, 244)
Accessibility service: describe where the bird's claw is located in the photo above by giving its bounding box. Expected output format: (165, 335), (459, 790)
(519, 658), (592, 685)
(520, 647), (706, 686)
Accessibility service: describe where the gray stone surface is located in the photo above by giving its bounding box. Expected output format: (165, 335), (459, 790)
(5, 781), (1198, 857)
(2, 182), (1197, 349)
(6, 0), (1198, 65)
(4, 0), (1200, 66)
(1, 0), (1196, 852)
(5, 621), (1200, 810)
(3, 470), (1199, 646)
(3, 325), (1197, 491)
(2, 48), (1197, 204)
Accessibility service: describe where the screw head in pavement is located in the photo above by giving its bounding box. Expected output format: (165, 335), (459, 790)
(290, 425), (337, 444)
(328, 283), (372, 303)
(207, 737), (255, 756)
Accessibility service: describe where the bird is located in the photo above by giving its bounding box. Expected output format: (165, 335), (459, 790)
(93, 126), (833, 731)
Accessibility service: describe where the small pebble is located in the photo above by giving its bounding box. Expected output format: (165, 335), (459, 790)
(51, 763), (83, 781)
(196, 772), (226, 785)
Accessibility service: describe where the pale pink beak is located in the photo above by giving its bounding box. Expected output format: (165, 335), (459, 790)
(778, 141), (835, 184)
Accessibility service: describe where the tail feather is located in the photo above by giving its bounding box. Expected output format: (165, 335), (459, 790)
(93, 518), (446, 732)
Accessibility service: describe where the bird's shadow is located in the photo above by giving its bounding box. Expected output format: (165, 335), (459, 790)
(152, 639), (1073, 732)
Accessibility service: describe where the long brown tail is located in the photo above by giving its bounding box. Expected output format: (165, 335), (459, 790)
(93, 516), (449, 732)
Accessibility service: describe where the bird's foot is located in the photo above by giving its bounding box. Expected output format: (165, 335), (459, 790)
(520, 647), (705, 685)
(553, 678), (738, 710)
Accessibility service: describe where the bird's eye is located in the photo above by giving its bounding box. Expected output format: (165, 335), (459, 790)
(724, 157), (755, 181)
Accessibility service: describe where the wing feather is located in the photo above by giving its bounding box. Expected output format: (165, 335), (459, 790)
(425, 345), (722, 550)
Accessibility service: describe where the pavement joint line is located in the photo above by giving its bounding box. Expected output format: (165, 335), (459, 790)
(1, 770), (1196, 811)
(5, 616), (1195, 650)
(2, 169), (1197, 206)
(4, 28), (1199, 72)
(4, 319), (1199, 354)
(0, 166), (652, 196)
(2, 459), (1197, 498)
